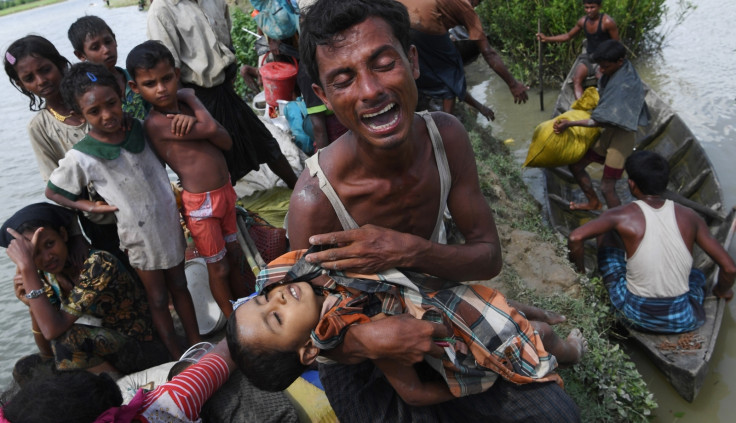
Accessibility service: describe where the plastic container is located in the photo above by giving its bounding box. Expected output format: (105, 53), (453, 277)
(252, 90), (267, 115)
(184, 258), (226, 336)
(259, 58), (298, 107)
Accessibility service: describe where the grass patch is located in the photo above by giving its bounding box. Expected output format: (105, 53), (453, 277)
(463, 111), (657, 422)
(0, 0), (64, 17)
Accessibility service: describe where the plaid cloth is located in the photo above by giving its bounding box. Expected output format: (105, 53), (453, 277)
(598, 247), (707, 333)
(256, 249), (561, 398)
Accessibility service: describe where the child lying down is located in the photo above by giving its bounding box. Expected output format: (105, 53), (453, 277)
(226, 248), (586, 406)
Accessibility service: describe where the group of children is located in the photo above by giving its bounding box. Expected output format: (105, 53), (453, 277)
(4, 15), (252, 361)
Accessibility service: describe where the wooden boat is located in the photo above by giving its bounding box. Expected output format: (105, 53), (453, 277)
(544, 55), (733, 402)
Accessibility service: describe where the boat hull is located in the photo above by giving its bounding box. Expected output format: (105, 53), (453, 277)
(543, 55), (731, 402)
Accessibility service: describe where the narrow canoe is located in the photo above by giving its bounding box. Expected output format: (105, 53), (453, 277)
(544, 55), (731, 402)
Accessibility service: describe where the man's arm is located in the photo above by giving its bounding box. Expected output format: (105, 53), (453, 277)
(568, 212), (620, 272)
(690, 211), (736, 300)
(476, 36), (528, 103)
(373, 358), (454, 406)
(553, 117), (601, 134)
(536, 17), (584, 43)
(602, 15), (620, 41)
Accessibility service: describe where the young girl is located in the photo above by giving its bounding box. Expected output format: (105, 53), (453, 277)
(1, 202), (168, 377)
(45, 62), (201, 359)
(3, 35), (125, 263)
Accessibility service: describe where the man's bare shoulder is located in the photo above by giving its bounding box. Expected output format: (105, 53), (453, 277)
(426, 111), (468, 148)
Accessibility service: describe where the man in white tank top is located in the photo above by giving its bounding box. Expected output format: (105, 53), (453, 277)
(569, 151), (735, 332)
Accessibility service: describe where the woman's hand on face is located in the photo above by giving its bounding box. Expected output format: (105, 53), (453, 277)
(5, 227), (41, 273)
(13, 268), (30, 306)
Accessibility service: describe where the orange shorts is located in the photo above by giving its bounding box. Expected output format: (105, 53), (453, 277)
(182, 183), (238, 263)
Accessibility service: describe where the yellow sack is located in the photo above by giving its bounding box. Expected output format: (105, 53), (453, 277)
(524, 88), (601, 168)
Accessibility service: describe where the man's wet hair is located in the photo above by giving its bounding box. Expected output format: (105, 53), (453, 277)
(299, 0), (411, 87)
(592, 39), (626, 63)
(225, 305), (307, 392)
(68, 15), (116, 54)
(625, 150), (670, 195)
(60, 62), (121, 114)
(126, 40), (176, 80)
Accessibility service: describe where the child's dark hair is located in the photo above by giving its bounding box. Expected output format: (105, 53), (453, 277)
(60, 62), (121, 114)
(300, 0), (411, 87)
(225, 305), (307, 392)
(625, 150), (669, 195)
(4, 35), (71, 111)
(583, 0), (602, 5)
(592, 39), (626, 63)
(2, 371), (122, 423)
(126, 40), (176, 80)
(68, 15), (116, 54)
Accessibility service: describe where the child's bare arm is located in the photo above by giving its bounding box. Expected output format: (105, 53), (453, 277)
(45, 187), (118, 214)
(176, 89), (232, 151)
(373, 358), (455, 406)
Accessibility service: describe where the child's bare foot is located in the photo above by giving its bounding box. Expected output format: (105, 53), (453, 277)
(542, 310), (567, 325)
(563, 328), (588, 365)
(569, 200), (602, 211)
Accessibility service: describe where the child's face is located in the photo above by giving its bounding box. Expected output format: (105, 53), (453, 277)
(78, 31), (118, 71)
(23, 227), (68, 274)
(598, 58), (624, 77)
(130, 61), (180, 110)
(583, 3), (601, 19)
(14, 55), (63, 100)
(234, 282), (323, 351)
(77, 85), (124, 135)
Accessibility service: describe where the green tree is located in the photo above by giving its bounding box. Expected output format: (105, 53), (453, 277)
(476, 0), (693, 86)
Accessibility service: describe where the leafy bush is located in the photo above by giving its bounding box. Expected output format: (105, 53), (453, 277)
(230, 5), (260, 99)
(476, 0), (693, 86)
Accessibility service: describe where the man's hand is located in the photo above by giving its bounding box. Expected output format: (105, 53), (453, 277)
(713, 284), (734, 302)
(168, 114), (196, 137)
(240, 64), (262, 92)
(553, 119), (570, 134)
(306, 224), (415, 273)
(344, 315), (450, 366)
(509, 80), (529, 104)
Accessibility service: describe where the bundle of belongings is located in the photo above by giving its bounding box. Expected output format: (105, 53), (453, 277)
(524, 87), (601, 168)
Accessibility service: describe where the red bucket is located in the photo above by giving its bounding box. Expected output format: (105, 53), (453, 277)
(259, 58), (298, 107)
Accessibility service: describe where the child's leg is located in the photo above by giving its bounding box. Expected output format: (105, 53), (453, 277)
(136, 268), (183, 359)
(206, 258), (236, 318)
(226, 240), (256, 297)
(164, 262), (202, 347)
(572, 63), (589, 100)
(531, 321), (587, 366)
(507, 299), (566, 325)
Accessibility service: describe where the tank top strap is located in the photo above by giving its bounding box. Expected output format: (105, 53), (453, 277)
(418, 111), (451, 243)
(305, 152), (360, 230)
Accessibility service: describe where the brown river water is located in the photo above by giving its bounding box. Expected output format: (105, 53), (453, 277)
(0, 0), (734, 421)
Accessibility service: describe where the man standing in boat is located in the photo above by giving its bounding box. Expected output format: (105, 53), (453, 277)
(288, 0), (581, 421)
(536, 0), (620, 100)
(553, 39), (648, 210)
(568, 150), (735, 333)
